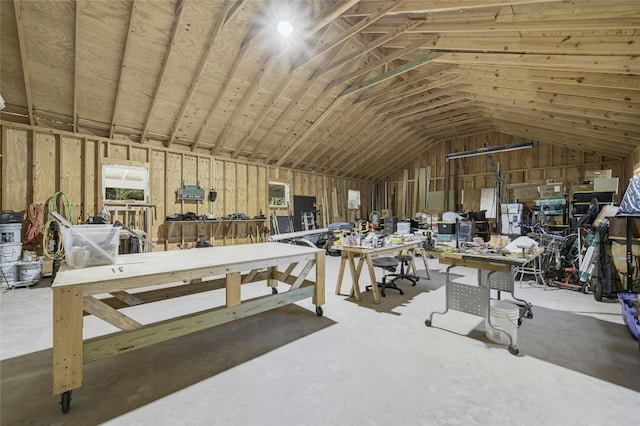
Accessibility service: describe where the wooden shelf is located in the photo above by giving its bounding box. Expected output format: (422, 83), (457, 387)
(164, 219), (266, 249)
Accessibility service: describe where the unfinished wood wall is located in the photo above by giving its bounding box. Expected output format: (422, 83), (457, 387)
(0, 123), (371, 250)
(385, 133), (624, 217)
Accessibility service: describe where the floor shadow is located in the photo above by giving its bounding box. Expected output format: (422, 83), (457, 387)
(434, 304), (640, 392)
(343, 270), (451, 314)
(0, 304), (335, 426)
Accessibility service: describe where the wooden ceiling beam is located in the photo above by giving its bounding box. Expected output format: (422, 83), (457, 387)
(140, 0), (187, 145)
(308, 0), (360, 33)
(485, 110), (640, 146)
(472, 99), (640, 132)
(491, 122), (627, 158)
(311, 20), (424, 82)
(377, 85), (464, 115)
(248, 34), (350, 162)
(295, 0), (402, 71)
(342, 1), (560, 17)
(459, 85), (638, 115)
(290, 102), (373, 169)
(237, 25), (334, 161)
(353, 63), (454, 104)
(384, 33), (640, 56)
(327, 39), (425, 90)
(441, 64), (640, 91)
(13, 0), (34, 126)
(109, 0), (136, 140)
(432, 52), (640, 74)
(193, 15), (261, 152)
(73, 0), (80, 132)
(445, 73), (640, 104)
(228, 3), (352, 159)
(165, 0), (235, 149)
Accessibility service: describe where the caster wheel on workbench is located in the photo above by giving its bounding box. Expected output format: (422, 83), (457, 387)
(517, 318), (523, 326)
(315, 306), (323, 317)
(526, 311), (533, 319)
(60, 390), (72, 413)
(272, 287), (278, 295)
(508, 345), (519, 356)
(425, 319), (431, 327)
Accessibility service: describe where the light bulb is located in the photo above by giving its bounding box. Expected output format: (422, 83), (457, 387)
(277, 20), (293, 37)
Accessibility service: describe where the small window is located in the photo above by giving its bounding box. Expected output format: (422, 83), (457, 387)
(348, 190), (361, 209)
(269, 182), (289, 207)
(102, 164), (150, 203)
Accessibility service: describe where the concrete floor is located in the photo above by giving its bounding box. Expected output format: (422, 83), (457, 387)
(1, 253), (638, 425)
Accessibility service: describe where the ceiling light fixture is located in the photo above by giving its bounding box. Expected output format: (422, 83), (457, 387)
(277, 20), (293, 36)
(445, 140), (535, 161)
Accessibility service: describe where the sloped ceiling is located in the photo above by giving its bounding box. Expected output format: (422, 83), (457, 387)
(1, 0), (639, 180)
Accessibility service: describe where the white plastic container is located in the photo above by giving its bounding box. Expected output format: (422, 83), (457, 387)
(61, 225), (119, 267)
(0, 223), (21, 244)
(485, 300), (519, 345)
(0, 263), (17, 288)
(17, 261), (42, 284)
(0, 243), (21, 263)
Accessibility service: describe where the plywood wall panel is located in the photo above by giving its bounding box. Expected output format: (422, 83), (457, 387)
(236, 163), (248, 216)
(60, 136), (83, 221)
(150, 150), (166, 245)
(213, 159), (225, 217)
(3, 123), (375, 250)
(130, 146), (149, 163)
(198, 157), (212, 214)
(181, 154), (199, 214)
(33, 132), (57, 205)
(257, 165), (267, 215)
(82, 139), (98, 218)
(166, 152), (182, 216)
(109, 143), (129, 161)
(3, 128), (28, 211)
(246, 164), (258, 217)
(224, 161), (237, 214)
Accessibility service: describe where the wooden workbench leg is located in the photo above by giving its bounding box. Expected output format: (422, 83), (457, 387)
(348, 252), (362, 301)
(52, 287), (84, 396)
(419, 252), (431, 280)
(267, 266), (278, 291)
(335, 252), (347, 295)
(226, 272), (241, 307)
(365, 253), (380, 304)
(314, 251), (325, 306)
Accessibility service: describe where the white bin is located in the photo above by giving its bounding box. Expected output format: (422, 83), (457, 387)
(485, 300), (519, 345)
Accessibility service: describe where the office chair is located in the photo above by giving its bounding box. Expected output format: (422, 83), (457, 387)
(391, 254), (420, 286)
(366, 257), (403, 297)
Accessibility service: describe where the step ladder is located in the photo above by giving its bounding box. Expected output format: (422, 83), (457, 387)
(301, 212), (316, 231)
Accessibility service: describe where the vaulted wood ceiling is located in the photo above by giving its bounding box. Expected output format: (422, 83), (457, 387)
(1, 0), (639, 180)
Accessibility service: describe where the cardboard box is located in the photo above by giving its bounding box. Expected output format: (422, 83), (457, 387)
(512, 186), (539, 201)
(571, 183), (594, 194)
(609, 216), (640, 239)
(593, 177), (619, 193)
(585, 169), (612, 183)
(538, 184), (563, 198)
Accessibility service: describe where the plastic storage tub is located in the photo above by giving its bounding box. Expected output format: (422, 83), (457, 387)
(61, 225), (119, 267)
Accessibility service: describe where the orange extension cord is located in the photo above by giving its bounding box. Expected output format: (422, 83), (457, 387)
(25, 203), (44, 246)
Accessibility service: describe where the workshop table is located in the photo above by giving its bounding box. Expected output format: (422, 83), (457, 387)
(52, 242), (325, 413)
(425, 248), (543, 355)
(335, 240), (430, 304)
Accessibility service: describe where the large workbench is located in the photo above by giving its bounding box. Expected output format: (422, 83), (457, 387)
(52, 242), (325, 412)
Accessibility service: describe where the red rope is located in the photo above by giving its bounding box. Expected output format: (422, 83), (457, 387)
(25, 203), (44, 246)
